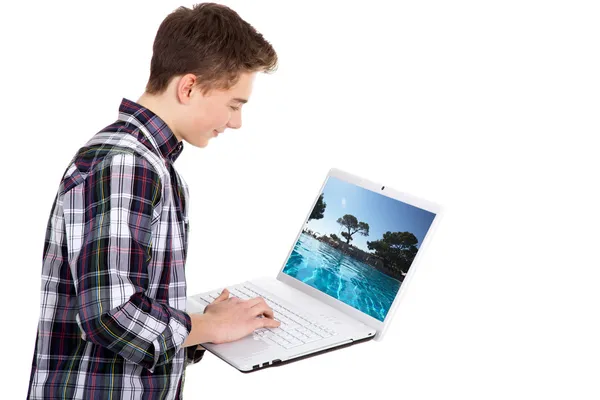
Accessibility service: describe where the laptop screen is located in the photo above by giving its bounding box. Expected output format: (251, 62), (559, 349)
(283, 176), (437, 322)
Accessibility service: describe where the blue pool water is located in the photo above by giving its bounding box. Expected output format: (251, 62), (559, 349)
(283, 233), (401, 322)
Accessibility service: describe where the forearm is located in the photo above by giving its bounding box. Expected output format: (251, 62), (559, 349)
(182, 313), (215, 347)
(78, 291), (191, 372)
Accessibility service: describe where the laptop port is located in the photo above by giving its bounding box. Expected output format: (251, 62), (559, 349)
(272, 359), (282, 365)
(252, 364), (260, 369)
(262, 362), (269, 367)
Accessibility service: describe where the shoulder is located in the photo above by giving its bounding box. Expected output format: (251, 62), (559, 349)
(62, 134), (169, 201)
(63, 150), (163, 207)
(71, 142), (160, 180)
(89, 150), (160, 180)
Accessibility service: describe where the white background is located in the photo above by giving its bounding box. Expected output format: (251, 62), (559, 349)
(1, 0), (599, 398)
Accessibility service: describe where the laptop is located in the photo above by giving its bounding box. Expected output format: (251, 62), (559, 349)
(186, 168), (443, 372)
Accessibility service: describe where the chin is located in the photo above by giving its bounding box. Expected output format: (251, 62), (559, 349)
(185, 136), (210, 148)
(200, 138), (213, 148)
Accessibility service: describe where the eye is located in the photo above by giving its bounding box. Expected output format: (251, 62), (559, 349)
(229, 106), (240, 111)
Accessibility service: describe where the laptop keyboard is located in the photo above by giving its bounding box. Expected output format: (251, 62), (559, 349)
(194, 284), (337, 349)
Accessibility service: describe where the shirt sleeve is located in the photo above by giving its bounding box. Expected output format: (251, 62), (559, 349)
(185, 344), (206, 366)
(67, 152), (191, 373)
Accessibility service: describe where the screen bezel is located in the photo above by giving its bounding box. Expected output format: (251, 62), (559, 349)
(276, 168), (443, 341)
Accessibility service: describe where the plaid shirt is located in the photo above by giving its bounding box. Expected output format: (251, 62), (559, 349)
(27, 98), (205, 400)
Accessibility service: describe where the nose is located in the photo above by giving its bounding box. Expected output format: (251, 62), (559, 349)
(227, 113), (242, 130)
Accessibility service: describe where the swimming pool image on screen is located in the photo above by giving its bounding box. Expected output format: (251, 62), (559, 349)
(283, 177), (436, 322)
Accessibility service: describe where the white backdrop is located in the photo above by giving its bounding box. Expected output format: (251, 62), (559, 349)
(1, 1), (599, 398)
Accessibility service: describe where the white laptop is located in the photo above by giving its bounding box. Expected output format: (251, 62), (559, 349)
(186, 168), (443, 372)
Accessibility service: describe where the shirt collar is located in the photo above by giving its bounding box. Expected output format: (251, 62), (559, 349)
(117, 98), (184, 163)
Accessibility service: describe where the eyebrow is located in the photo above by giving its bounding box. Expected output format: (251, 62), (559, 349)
(232, 97), (248, 104)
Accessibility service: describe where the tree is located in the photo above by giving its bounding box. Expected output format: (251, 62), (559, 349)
(336, 214), (370, 244)
(329, 233), (340, 241)
(309, 193), (326, 221)
(367, 231), (419, 275)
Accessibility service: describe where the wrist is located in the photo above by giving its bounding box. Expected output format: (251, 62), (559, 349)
(183, 312), (215, 347)
(195, 312), (216, 344)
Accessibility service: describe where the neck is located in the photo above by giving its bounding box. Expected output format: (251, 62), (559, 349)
(136, 92), (183, 142)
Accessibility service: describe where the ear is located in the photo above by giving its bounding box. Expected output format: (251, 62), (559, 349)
(176, 73), (197, 104)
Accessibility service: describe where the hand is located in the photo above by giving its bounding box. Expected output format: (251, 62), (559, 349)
(203, 288), (281, 344)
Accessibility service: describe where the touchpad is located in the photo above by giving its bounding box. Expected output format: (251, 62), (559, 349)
(213, 334), (272, 356)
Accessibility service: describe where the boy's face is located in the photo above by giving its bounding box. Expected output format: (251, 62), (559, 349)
(177, 71), (256, 148)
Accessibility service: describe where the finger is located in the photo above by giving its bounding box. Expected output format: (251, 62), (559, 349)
(212, 288), (230, 303)
(244, 297), (266, 308)
(255, 315), (281, 330)
(249, 303), (275, 320)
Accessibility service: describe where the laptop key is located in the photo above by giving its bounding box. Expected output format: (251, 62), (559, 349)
(302, 335), (322, 344)
(271, 335), (288, 346)
(197, 296), (211, 304)
(296, 327), (311, 336)
(317, 329), (332, 338)
(262, 331), (276, 338)
(282, 338), (303, 349)
(260, 336), (279, 347)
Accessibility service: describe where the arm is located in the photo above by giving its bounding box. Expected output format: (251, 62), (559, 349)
(68, 153), (191, 373)
(183, 306), (213, 366)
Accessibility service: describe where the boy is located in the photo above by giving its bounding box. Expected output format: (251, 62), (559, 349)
(27, 3), (280, 399)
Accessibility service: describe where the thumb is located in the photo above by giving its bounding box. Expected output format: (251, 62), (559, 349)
(259, 316), (281, 329)
(212, 288), (230, 303)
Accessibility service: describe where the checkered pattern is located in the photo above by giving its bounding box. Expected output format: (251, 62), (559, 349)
(27, 98), (205, 400)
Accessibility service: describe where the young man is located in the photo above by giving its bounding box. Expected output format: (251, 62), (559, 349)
(27, 3), (280, 399)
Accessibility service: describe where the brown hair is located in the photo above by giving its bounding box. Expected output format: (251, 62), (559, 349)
(145, 2), (278, 95)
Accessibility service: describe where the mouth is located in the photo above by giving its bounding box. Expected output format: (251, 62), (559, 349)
(213, 130), (220, 137)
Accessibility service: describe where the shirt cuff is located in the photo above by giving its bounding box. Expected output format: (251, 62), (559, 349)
(148, 308), (192, 373)
(185, 344), (206, 366)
